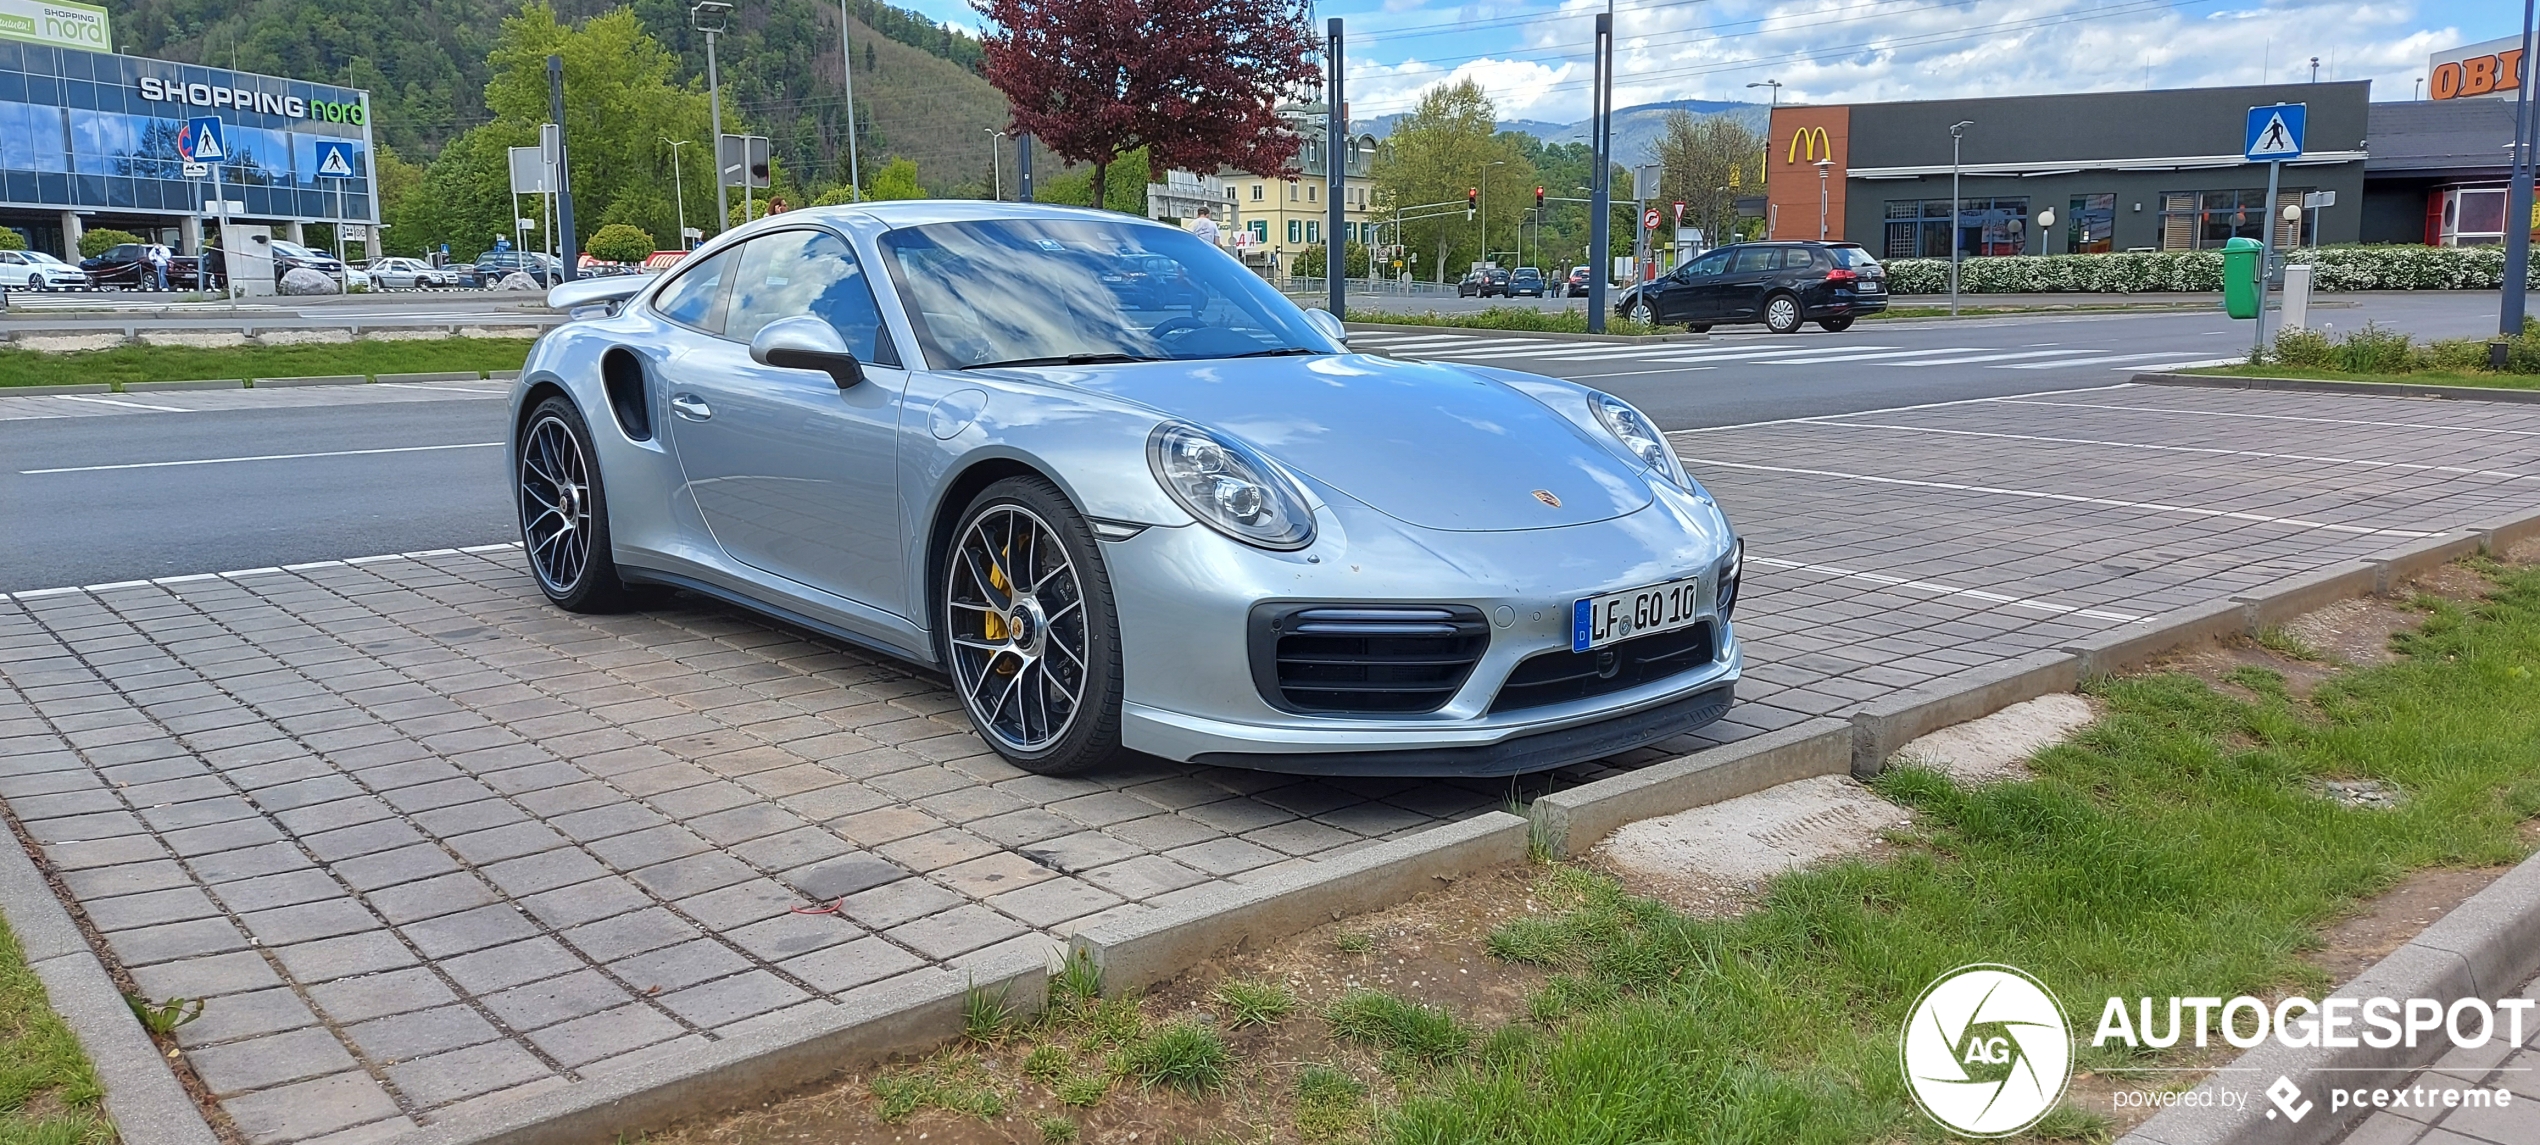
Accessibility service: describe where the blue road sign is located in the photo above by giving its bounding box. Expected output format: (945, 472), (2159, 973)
(178, 116), (226, 163)
(313, 141), (358, 179)
(2244, 103), (2304, 162)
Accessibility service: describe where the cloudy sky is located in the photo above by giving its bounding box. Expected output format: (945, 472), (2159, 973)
(917, 0), (2519, 126)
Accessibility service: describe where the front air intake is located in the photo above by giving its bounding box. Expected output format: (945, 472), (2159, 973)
(1249, 604), (1489, 714)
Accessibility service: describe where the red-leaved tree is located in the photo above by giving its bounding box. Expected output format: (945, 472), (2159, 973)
(975, 0), (1322, 210)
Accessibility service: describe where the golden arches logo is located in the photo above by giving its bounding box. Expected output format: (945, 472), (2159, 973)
(1786, 126), (1831, 164)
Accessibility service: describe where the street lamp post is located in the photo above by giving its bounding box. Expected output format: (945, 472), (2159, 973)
(2037, 205), (2056, 256)
(985, 129), (1006, 201)
(693, 2), (732, 229)
(1814, 158), (1830, 240)
(839, 0), (863, 200)
(662, 138), (692, 249)
(1948, 119), (1974, 316)
(1482, 159), (1505, 274)
(1745, 79), (1781, 106)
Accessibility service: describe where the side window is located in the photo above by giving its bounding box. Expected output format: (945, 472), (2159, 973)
(723, 230), (896, 366)
(1788, 248), (1825, 270)
(1732, 247), (1779, 273)
(652, 245), (738, 333)
(1689, 250), (1732, 277)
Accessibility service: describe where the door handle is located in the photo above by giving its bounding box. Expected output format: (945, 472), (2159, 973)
(669, 393), (712, 421)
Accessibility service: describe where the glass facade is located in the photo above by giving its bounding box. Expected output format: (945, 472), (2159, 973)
(0, 39), (371, 224)
(1883, 197), (2029, 259)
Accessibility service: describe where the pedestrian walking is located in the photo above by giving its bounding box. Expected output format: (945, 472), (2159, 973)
(1190, 206), (1221, 248)
(145, 244), (169, 291)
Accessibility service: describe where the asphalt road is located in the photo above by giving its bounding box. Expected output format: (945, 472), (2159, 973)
(0, 290), (2511, 591)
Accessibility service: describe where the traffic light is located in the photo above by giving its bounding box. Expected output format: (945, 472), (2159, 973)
(1535, 187), (1545, 208)
(1467, 188), (1478, 212)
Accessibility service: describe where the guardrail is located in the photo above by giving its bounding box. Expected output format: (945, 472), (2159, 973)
(1271, 276), (1463, 298)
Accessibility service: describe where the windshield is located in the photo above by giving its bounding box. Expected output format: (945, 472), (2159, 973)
(28, 252), (67, 265)
(270, 241), (324, 259)
(877, 217), (1330, 369)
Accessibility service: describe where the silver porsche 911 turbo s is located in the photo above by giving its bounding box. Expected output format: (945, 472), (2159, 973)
(510, 202), (1742, 777)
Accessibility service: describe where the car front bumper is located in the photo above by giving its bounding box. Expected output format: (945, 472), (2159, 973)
(1102, 487), (1740, 775)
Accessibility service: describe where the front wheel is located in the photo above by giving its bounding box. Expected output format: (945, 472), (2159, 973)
(1763, 293), (1804, 334)
(1818, 316), (1855, 333)
(942, 477), (1125, 775)
(518, 396), (637, 613)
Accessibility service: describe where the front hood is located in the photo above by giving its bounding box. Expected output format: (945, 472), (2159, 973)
(1048, 354), (1653, 532)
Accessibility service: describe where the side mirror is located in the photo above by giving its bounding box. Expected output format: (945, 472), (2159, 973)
(1301, 307), (1349, 347)
(749, 315), (864, 388)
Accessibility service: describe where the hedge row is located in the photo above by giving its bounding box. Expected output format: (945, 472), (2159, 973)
(1883, 245), (2529, 294)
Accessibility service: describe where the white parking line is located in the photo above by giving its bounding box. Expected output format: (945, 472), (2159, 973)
(56, 394), (191, 412)
(1994, 398), (2540, 439)
(1801, 420), (2540, 481)
(1749, 556), (2145, 622)
(1, 542), (526, 602)
(1995, 352), (2209, 369)
(1752, 347), (1983, 365)
(1678, 457), (2439, 537)
(1671, 383), (2137, 433)
(1889, 349), (2086, 366)
(22, 441), (504, 474)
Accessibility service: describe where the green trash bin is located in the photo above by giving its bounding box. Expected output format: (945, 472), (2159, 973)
(2221, 236), (2264, 319)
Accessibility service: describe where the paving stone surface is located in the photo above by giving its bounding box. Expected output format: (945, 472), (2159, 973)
(2326, 968), (2540, 1145)
(7, 383), (2540, 1142)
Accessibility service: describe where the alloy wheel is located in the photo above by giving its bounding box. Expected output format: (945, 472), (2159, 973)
(1767, 295), (1801, 332)
(519, 415), (595, 594)
(946, 504), (1090, 754)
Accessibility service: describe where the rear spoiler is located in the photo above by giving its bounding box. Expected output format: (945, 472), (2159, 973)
(545, 274), (654, 318)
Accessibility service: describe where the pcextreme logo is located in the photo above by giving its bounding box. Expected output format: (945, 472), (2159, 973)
(1901, 964), (2074, 1137)
(1786, 125), (1832, 164)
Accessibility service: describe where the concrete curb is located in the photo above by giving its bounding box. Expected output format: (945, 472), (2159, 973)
(249, 375), (369, 388)
(374, 371), (488, 384)
(399, 962), (1046, 1145)
(1529, 719), (1853, 857)
(1, 383), (112, 395)
(116, 379), (244, 392)
(0, 821), (220, 1145)
(1070, 811), (1530, 994)
(2132, 371), (2540, 404)
(2116, 848), (2540, 1145)
(1849, 651), (2081, 777)
(1343, 319), (1704, 345)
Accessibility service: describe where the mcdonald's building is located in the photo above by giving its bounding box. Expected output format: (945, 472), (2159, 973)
(1758, 80), (2509, 258)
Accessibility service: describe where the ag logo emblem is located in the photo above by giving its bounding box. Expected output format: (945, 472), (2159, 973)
(1901, 963), (2072, 1137)
(1532, 489), (1561, 507)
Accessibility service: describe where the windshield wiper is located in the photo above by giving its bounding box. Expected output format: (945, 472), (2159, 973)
(1217, 347), (1324, 359)
(961, 352), (1163, 370)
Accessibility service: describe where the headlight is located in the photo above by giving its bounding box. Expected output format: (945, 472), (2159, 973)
(1717, 537), (1743, 619)
(1146, 422), (1316, 550)
(1589, 392), (1691, 489)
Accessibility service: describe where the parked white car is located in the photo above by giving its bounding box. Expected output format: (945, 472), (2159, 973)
(0, 249), (88, 290)
(367, 256), (457, 290)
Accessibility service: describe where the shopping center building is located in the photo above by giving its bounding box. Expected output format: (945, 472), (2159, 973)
(0, 17), (375, 260)
(1764, 58), (2528, 258)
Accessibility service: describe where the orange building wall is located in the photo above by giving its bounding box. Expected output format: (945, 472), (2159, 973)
(1766, 105), (1851, 242)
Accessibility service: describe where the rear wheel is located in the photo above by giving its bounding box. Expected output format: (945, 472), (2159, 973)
(1818, 316), (1855, 332)
(942, 477), (1125, 775)
(518, 396), (637, 613)
(1688, 324), (1712, 334)
(1763, 293), (1804, 334)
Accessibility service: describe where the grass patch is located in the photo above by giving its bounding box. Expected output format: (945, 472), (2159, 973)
(1117, 1020), (1231, 1094)
(1293, 1065), (1369, 1143)
(1375, 562), (2540, 1142)
(1210, 978), (1295, 1029)
(1322, 991), (1471, 1068)
(0, 337), (535, 387)
(1347, 305), (1665, 337)
(0, 913), (111, 1145)
(2189, 318), (2540, 389)
(870, 1052), (1005, 1122)
(2185, 363), (2540, 390)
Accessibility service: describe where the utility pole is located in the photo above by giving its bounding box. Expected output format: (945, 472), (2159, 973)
(663, 138), (691, 248)
(1016, 133), (1034, 202)
(549, 56), (578, 282)
(840, 0), (863, 199)
(1587, 10), (1613, 333)
(2503, 0), (2536, 347)
(986, 129), (1005, 200)
(1326, 17), (1346, 319)
(1948, 119), (1973, 316)
(695, 2), (732, 230)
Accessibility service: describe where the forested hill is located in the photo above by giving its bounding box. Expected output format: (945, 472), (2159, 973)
(109, 0), (1001, 181)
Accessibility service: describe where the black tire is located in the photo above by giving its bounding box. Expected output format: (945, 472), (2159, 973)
(517, 395), (637, 613)
(1763, 292), (1804, 334)
(940, 476), (1125, 775)
(1818, 316), (1855, 333)
(1689, 324), (1712, 334)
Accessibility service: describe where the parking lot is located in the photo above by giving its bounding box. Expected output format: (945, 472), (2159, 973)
(5, 379), (2539, 1142)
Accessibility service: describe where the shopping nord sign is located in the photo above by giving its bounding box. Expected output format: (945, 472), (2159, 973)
(0, 0), (112, 52)
(1786, 125), (1832, 164)
(138, 75), (366, 126)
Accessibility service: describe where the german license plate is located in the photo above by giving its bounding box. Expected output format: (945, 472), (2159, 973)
(1860, 281), (1885, 294)
(1573, 578), (1703, 653)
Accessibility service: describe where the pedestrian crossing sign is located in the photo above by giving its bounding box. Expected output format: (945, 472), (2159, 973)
(2244, 103), (2304, 161)
(314, 141), (357, 179)
(178, 116), (225, 163)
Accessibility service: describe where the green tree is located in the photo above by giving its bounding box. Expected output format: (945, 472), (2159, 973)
(586, 223), (656, 263)
(866, 157), (926, 201)
(1035, 148), (1150, 213)
(80, 229), (143, 258)
(1371, 80), (1535, 282)
(484, 3), (718, 252)
(1289, 241), (1368, 279)
(0, 227), (25, 251)
(1654, 109), (1764, 254)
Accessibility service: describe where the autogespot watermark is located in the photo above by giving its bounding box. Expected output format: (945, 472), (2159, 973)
(1902, 963), (2528, 1135)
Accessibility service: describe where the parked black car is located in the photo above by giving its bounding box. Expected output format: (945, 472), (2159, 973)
(196, 240), (345, 289)
(1617, 241), (1886, 333)
(80, 243), (211, 290)
(1456, 270), (1489, 298)
(464, 251), (563, 288)
(1507, 267), (1547, 297)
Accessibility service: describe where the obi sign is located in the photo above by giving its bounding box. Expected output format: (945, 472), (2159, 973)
(0, 0), (112, 52)
(2429, 35), (2527, 101)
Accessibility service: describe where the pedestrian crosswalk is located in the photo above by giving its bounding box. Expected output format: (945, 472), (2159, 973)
(1346, 329), (2232, 374)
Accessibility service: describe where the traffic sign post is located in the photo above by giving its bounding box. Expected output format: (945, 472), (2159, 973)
(177, 117), (229, 299)
(313, 141), (358, 264)
(2242, 103), (2306, 359)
